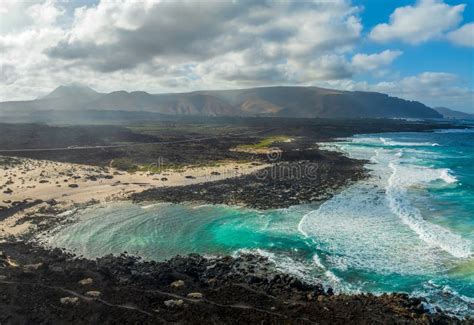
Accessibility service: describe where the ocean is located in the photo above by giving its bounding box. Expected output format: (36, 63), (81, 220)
(41, 128), (474, 317)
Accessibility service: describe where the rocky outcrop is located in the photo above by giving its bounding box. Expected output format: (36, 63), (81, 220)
(0, 242), (459, 324)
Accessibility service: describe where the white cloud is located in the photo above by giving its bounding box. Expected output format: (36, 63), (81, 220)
(48, 1), (362, 73)
(447, 23), (474, 47)
(0, 0), (471, 113)
(351, 50), (402, 72)
(27, 0), (64, 26)
(1, 0), (367, 100)
(352, 72), (473, 111)
(369, 0), (465, 44)
(0, 0), (66, 100)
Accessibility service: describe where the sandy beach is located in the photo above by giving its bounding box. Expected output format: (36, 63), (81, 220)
(0, 120), (464, 324)
(0, 157), (267, 237)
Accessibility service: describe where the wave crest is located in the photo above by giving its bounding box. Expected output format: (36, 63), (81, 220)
(386, 162), (471, 258)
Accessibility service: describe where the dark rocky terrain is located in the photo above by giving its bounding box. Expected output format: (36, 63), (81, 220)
(0, 242), (461, 324)
(0, 119), (469, 324)
(0, 118), (457, 167)
(133, 139), (367, 209)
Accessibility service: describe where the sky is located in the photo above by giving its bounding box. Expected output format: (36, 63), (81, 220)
(0, 0), (473, 112)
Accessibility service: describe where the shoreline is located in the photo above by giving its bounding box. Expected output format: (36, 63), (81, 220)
(0, 122), (468, 323)
(0, 158), (268, 238)
(0, 240), (460, 324)
(132, 140), (368, 209)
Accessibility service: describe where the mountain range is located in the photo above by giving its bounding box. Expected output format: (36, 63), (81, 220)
(1, 84), (469, 121)
(432, 107), (474, 120)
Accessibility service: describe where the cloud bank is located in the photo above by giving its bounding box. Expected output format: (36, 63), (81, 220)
(0, 0), (472, 111)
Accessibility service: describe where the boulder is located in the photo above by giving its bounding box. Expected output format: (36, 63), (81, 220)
(187, 292), (203, 299)
(46, 199), (58, 206)
(78, 278), (94, 285)
(170, 280), (185, 288)
(164, 299), (184, 308)
(85, 291), (101, 298)
(60, 297), (80, 305)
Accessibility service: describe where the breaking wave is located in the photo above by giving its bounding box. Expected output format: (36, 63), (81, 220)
(379, 137), (440, 147)
(386, 162), (471, 258)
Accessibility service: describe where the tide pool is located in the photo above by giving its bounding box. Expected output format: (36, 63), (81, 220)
(40, 129), (474, 317)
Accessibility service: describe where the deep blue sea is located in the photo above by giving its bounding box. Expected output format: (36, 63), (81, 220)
(41, 127), (474, 317)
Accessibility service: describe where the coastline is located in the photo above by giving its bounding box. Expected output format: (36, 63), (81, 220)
(0, 158), (268, 238)
(132, 135), (368, 209)
(0, 121), (468, 323)
(0, 240), (459, 324)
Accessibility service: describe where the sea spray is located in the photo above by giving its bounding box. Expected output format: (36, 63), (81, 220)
(36, 130), (474, 317)
(386, 162), (471, 258)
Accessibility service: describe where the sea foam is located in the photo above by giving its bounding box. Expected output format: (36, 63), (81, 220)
(379, 137), (439, 147)
(386, 162), (471, 258)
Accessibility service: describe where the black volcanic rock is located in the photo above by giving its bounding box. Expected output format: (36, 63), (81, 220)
(0, 241), (459, 324)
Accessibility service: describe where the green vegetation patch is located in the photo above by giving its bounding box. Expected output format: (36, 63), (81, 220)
(236, 135), (291, 150)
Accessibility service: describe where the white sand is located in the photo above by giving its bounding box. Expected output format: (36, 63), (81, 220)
(0, 157), (268, 237)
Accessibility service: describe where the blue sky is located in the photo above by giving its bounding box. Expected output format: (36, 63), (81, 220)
(357, 0), (473, 88)
(0, 0), (473, 112)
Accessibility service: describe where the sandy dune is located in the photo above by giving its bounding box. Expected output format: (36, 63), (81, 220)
(0, 157), (267, 237)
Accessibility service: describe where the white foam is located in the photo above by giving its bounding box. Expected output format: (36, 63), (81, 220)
(386, 162), (471, 258)
(298, 182), (449, 275)
(141, 203), (160, 209)
(311, 254), (343, 287)
(435, 128), (474, 134)
(414, 281), (474, 317)
(299, 138), (471, 277)
(141, 202), (171, 209)
(380, 137), (439, 147)
(310, 253), (323, 268)
(387, 164), (457, 187)
(234, 248), (349, 292)
(191, 204), (214, 209)
(234, 248), (315, 282)
(370, 148), (383, 163)
(439, 169), (457, 184)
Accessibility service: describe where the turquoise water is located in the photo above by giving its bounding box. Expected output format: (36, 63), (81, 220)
(41, 128), (474, 317)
